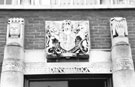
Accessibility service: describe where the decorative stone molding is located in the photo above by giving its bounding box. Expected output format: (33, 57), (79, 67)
(2, 46), (25, 72)
(49, 66), (90, 73)
(45, 20), (90, 60)
(24, 62), (111, 74)
(6, 18), (24, 47)
(2, 46), (24, 72)
(2, 59), (24, 72)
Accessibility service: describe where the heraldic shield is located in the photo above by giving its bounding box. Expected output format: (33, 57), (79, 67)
(45, 20), (90, 62)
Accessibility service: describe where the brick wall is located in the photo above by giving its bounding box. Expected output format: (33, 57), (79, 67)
(0, 9), (135, 65)
(0, 16), (6, 70)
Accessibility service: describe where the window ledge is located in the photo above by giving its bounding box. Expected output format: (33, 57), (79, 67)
(0, 4), (135, 9)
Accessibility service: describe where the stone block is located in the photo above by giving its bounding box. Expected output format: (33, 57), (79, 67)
(1, 72), (23, 87)
(4, 46), (24, 60)
(112, 45), (132, 59)
(112, 45), (134, 71)
(113, 70), (135, 87)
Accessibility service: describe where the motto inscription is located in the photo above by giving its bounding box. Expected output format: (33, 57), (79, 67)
(49, 67), (90, 73)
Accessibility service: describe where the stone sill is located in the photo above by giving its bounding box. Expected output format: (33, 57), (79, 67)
(0, 4), (135, 9)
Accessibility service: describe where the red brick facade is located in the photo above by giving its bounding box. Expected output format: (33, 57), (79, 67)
(0, 9), (135, 66)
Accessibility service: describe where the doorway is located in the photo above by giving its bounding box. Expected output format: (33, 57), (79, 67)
(24, 74), (113, 87)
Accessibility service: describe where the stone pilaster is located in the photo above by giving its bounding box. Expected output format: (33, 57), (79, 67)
(1, 18), (25, 87)
(110, 17), (135, 87)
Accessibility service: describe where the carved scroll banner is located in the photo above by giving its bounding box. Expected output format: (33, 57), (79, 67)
(45, 20), (90, 61)
(7, 18), (24, 46)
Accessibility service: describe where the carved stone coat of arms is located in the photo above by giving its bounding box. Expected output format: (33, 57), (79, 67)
(45, 20), (90, 60)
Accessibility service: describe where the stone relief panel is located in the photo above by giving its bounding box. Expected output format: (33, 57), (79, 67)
(110, 17), (129, 46)
(9, 22), (20, 38)
(45, 20), (90, 62)
(7, 18), (25, 46)
(110, 17), (128, 38)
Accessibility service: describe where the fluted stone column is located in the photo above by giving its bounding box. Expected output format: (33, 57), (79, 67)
(1, 18), (25, 87)
(110, 17), (135, 87)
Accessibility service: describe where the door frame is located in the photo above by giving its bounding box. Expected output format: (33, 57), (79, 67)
(24, 74), (113, 87)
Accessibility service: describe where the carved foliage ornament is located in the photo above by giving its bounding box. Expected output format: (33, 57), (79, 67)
(45, 20), (90, 59)
(110, 17), (128, 38)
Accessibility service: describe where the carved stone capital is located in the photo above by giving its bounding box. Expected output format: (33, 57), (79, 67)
(110, 17), (129, 46)
(6, 18), (25, 47)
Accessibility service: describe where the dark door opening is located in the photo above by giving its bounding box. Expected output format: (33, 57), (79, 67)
(29, 79), (106, 87)
(69, 79), (106, 87)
